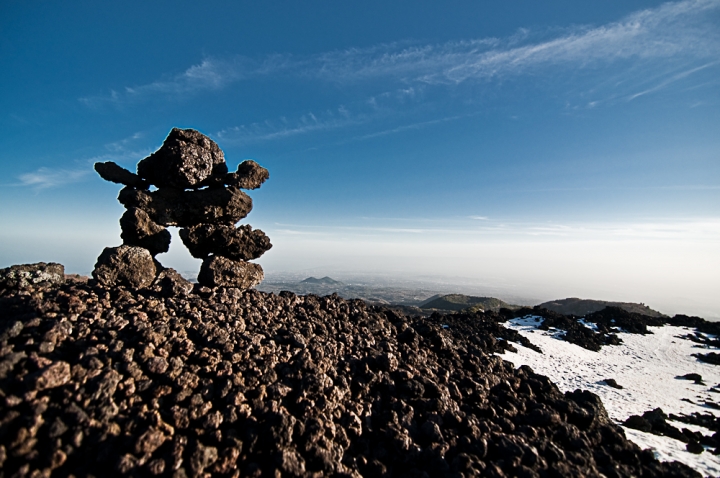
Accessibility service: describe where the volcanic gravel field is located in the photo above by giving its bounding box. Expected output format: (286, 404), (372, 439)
(0, 279), (704, 477)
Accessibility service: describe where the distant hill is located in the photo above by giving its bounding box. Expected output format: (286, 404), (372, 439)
(538, 298), (667, 318)
(420, 294), (518, 312)
(300, 276), (344, 286)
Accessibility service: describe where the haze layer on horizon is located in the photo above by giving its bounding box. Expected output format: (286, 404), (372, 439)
(1, 1), (718, 318)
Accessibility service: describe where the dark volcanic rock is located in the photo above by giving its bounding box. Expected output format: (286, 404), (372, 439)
(92, 245), (157, 289)
(585, 306), (665, 334)
(119, 207), (171, 256)
(0, 279), (702, 478)
(513, 307), (622, 351)
(197, 255), (264, 288)
(677, 373), (705, 385)
(225, 160), (269, 190)
(118, 185), (253, 228)
(180, 223), (272, 260)
(94, 161), (149, 188)
(693, 352), (720, 366)
(137, 128), (228, 189)
(94, 128), (269, 289)
(0, 262), (65, 290)
(152, 268), (194, 297)
(623, 408), (710, 448)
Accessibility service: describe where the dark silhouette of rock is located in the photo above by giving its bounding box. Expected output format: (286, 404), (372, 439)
(225, 160), (269, 189)
(693, 352), (720, 365)
(93, 128), (270, 290)
(137, 128), (228, 189)
(119, 207), (171, 255)
(0, 262), (65, 290)
(687, 441), (704, 454)
(624, 415), (653, 432)
(179, 223), (272, 260)
(94, 161), (149, 188)
(118, 185), (253, 227)
(92, 245), (157, 289)
(198, 255), (264, 288)
(677, 373), (705, 385)
(603, 378), (623, 389)
(622, 407), (713, 449)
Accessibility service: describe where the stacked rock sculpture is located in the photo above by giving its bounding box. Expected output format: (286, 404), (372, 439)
(92, 128), (271, 290)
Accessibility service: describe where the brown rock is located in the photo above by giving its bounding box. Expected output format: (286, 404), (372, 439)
(135, 427), (167, 455)
(92, 245), (157, 289)
(225, 160), (269, 190)
(0, 262), (65, 290)
(190, 443), (218, 474)
(137, 128), (228, 189)
(152, 268), (194, 297)
(94, 161), (149, 188)
(33, 361), (71, 390)
(147, 357), (169, 375)
(197, 256), (264, 289)
(120, 208), (171, 255)
(179, 224), (272, 261)
(118, 186), (252, 227)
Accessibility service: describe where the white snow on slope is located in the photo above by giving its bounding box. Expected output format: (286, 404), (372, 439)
(497, 316), (720, 477)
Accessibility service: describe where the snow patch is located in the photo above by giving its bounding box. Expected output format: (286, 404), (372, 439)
(497, 317), (720, 477)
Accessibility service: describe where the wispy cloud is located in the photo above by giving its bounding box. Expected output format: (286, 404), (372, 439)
(17, 167), (91, 190)
(627, 61), (719, 100)
(104, 131), (144, 152)
(80, 0), (720, 107)
(217, 107), (365, 143)
(79, 57), (264, 107)
(12, 134), (154, 191)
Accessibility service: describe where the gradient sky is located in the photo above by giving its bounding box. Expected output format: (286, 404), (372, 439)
(1, 1), (719, 317)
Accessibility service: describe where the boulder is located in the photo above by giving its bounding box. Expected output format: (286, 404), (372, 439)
(94, 162), (149, 188)
(120, 208), (171, 255)
(225, 160), (269, 190)
(197, 256), (264, 288)
(179, 224), (272, 261)
(152, 268), (194, 297)
(92, 245), (157, 289)
(0, 262), (65, 290)
(118, 186), (252, 227)
(137, 128), (228, 189)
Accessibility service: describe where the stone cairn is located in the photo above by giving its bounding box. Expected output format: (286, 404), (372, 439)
(91, 128), (271, 292)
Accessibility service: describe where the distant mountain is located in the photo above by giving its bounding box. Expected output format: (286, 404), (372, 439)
(420, 294), (518, 312)
(538, 298), (667, 318)
(300, 276), (344, 286)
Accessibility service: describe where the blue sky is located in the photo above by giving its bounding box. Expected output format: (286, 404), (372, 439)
(1, 1), (719, 316)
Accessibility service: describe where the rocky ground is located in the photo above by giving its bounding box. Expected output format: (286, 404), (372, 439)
(0, 278), (704, 477)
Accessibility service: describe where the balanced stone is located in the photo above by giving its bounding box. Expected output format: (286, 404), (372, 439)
(93, 127), (270, 291)
(93, 245), (157, 289)
(94, 161), (149, 188)
(137, 128), (228, 189)
(179, 224), (272, 261)
(120, 207), (171, 255)
(197, 256), (264, 288)
(118, 185), (252, 227)
(225, 160), (269, 190)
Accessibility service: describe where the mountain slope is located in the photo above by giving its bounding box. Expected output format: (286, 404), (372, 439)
(538, 297), (666, 317)
(420, 293), (517, 312)
(300, 276), (344, 285)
